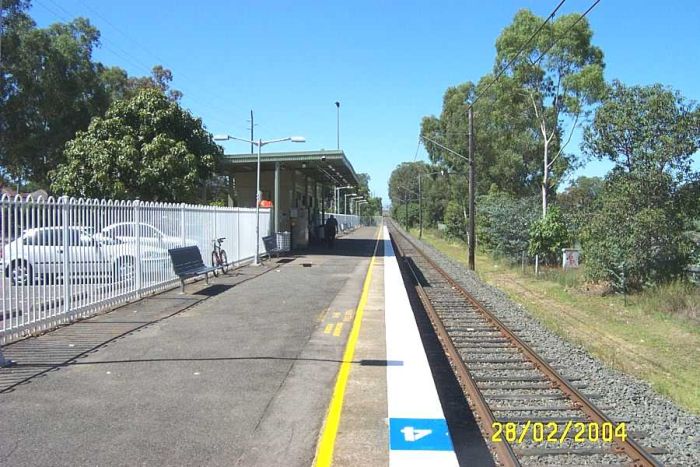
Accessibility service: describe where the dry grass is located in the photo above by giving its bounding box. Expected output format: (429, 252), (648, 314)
(411, 228), (700, 414)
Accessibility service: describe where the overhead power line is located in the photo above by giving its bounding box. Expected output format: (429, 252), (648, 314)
(34, 0), (232, 128)
(75, 0), (234, 119)
(532, 0), (601, 66)
(469, 0), (567, 108)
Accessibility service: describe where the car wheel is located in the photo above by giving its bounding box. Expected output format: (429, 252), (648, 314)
(9, 261), (32, 286)
(113, 257), (135, 283)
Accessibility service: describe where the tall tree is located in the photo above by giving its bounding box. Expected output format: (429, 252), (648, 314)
(0, 2), (184, 188)
(420, 76), (545, 198)
(51, 88), (220, 202)
(1, 4), (110, 186)
(556, 175), (604, 241)
(581, 82), (700, 286)
(582, 171), (692, 288)
(353, 172), (381, 217)
(388, 161), (428, 207)
(125, 65), (183, 102)
(99, 64), (183, 103)
(583, 80), (700, 179)
(495, 9), (605, 216)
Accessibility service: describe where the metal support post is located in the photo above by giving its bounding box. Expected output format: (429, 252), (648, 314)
(255, 140), (262, 265)
(468, 105), (476, 271)
(419, 173), (423, 239)
(405, 195), (408, 228)
(180, 203), (186, 246)
(61, 197), (72, 315)
(134, 201), (142, 294)
(274, 162), (280, 233)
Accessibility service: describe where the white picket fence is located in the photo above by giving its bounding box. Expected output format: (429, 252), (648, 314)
(0, 194), (270, 344)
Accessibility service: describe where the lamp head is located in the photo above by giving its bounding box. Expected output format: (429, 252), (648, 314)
(213, 135), (229, 141)
(290, 136), (306, 143)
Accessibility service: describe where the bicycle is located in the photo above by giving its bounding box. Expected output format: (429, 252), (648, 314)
(211, 237), (229, 276)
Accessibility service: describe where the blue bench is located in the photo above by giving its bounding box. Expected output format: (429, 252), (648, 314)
(168, 246), (216, 293)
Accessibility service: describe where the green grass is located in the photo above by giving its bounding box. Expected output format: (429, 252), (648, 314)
(408, 227), (700, 414)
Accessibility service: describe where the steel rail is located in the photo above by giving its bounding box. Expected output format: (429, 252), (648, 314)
(390, 230), (520, 467)
(388, 221), (661, 467)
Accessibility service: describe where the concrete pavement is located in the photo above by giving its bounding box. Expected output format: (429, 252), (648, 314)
(0, 227), (380, 467)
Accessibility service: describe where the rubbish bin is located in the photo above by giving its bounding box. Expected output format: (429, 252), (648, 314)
(276, 231), (291, 252)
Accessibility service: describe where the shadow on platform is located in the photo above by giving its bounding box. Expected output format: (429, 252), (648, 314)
(299, 237), (383, 258)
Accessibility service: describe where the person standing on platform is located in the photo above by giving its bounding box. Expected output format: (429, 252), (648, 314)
(325, 215), (338, 248)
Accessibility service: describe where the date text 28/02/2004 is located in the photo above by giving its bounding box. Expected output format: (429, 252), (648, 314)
(492, 421), (627, 444)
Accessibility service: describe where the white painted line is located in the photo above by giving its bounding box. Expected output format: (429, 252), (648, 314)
(384, 226), (458, 466)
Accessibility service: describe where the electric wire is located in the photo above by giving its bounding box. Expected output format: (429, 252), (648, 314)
(469, 0), (567, 108)
(532, 0), (601, 66)
(413, 137), (422, 162)
(34, 0), (232, 128)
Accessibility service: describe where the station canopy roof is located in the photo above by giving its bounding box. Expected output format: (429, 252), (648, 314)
(219, 149), (361, 188)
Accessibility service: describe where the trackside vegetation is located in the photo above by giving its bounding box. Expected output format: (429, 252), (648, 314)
(390, 8), (700, 411)
(411, 228), (700, 414)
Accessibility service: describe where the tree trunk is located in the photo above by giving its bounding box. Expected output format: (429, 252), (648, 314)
(542, 138), (549, 218)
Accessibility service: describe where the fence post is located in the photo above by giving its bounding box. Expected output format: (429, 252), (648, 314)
(134, 200), (142, 295)
(180, 203), (186, 246)
(61, 197), (72, 315)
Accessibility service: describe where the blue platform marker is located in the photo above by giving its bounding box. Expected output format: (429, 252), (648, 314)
(389, 418), (454, 451)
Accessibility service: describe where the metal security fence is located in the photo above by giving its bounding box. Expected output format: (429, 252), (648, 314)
(1, 194), (270, 344)
(324, 213), (360, 232)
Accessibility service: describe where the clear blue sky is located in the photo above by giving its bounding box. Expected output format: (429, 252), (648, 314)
(30, 0), (700, 204)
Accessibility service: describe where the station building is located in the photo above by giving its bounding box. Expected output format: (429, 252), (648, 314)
(219, 149), (362, 249)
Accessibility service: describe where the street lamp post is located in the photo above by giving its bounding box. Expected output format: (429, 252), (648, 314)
(357, 200), (368, 224)
(335, 185), (352, 214)
(344, 192), (356, 215)
(214, 133), (305, 266)
(351, 196), (364, 214)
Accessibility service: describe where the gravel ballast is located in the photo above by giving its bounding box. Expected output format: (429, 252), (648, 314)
(396, 225), (700, 465)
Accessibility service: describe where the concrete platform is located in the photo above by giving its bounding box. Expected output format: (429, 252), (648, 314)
(0, 224), (492, 467)
(0, 227), (379, 467)
(318, 226), (493, 467)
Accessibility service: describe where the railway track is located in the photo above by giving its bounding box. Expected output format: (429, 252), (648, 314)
(387, 220), (662, 467)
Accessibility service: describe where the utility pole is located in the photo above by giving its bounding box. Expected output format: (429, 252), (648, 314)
(405, 193), (408, 228)
(418, 173), (423, 239)
(248, 110), (255, 154)
(467, 105), (476, 271)
(335, 101), (340, 150)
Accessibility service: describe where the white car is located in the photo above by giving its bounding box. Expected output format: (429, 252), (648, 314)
(2, 227), (140, 285)
(99, 222), (194, 251)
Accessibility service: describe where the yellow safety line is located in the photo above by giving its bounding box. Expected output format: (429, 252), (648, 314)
(314, 224), (383, 467)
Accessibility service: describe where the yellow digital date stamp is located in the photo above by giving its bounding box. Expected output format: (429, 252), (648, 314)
(491, 421), (628, 444)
